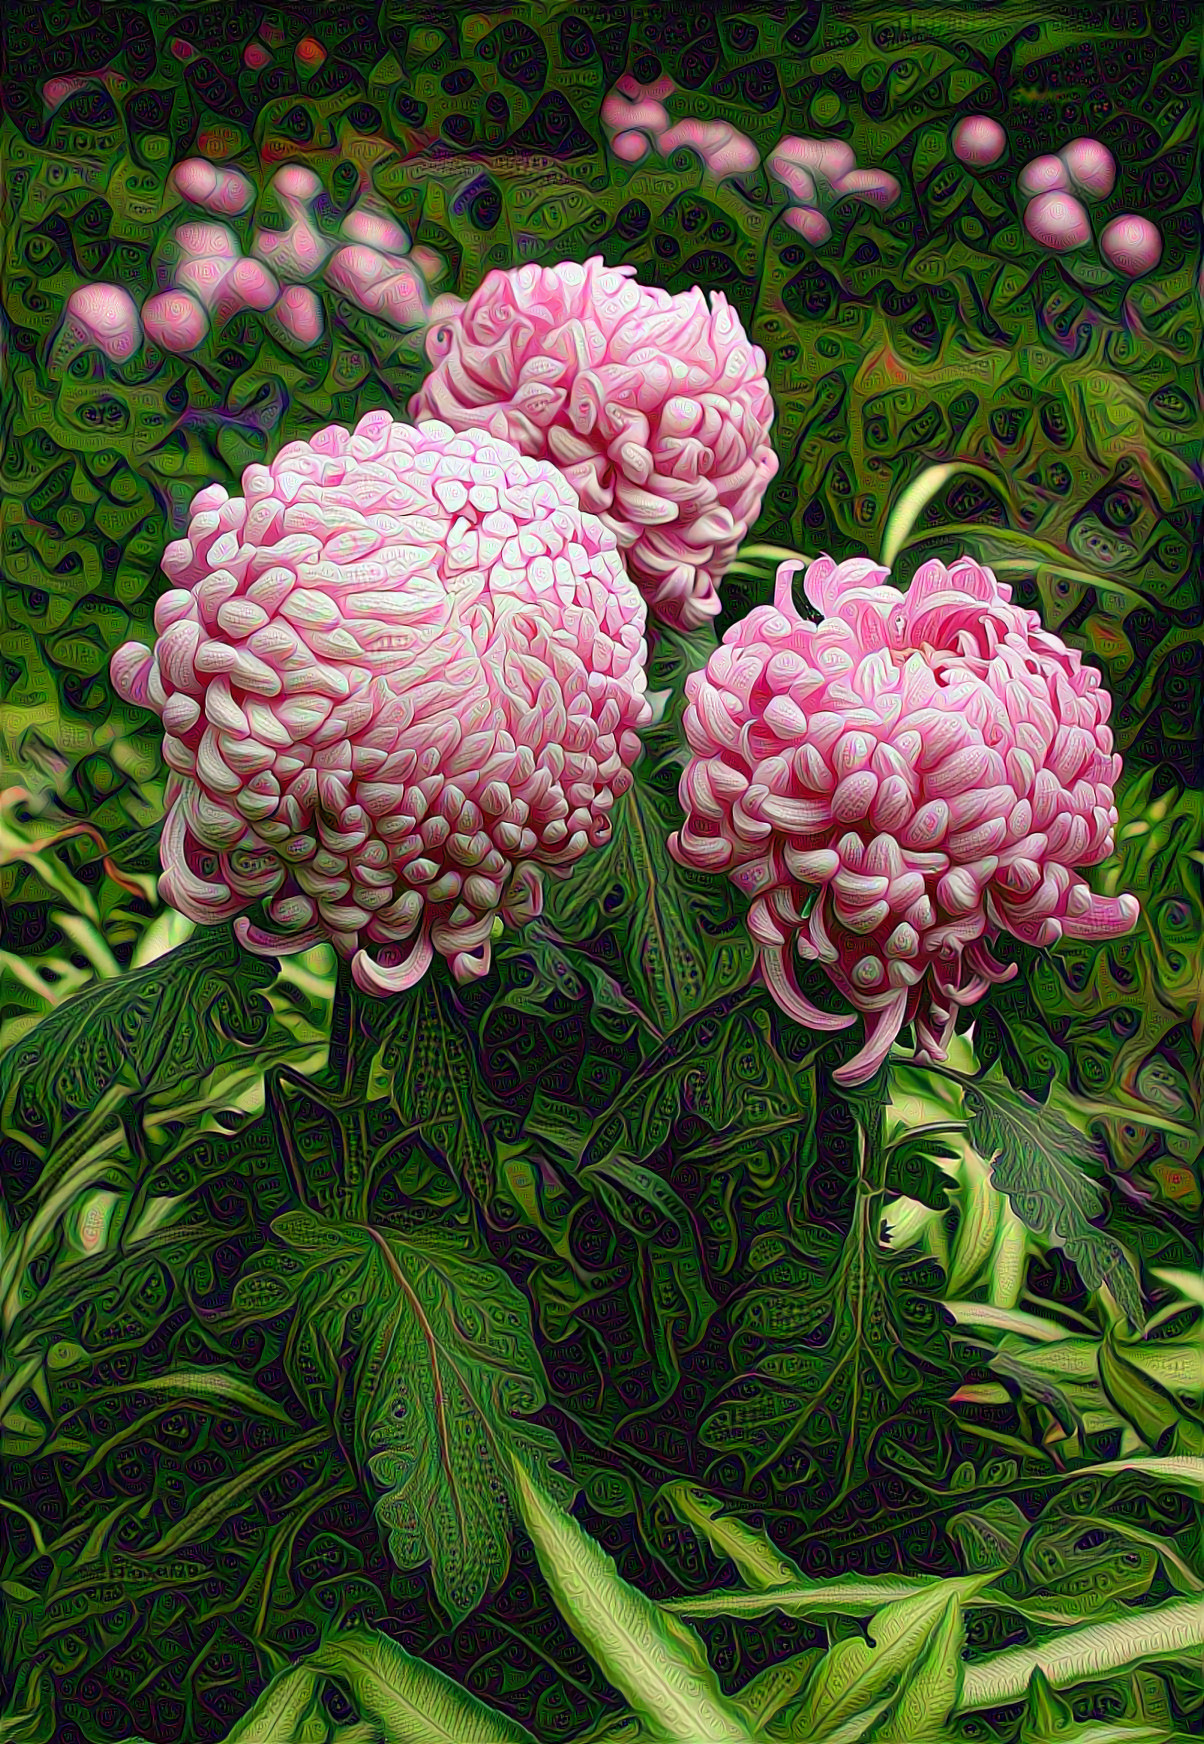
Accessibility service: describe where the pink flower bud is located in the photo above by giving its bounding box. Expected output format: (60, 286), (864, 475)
(59, 284), (142, 361)
(1024, 189), (1091, 251)
(144, 289), (209, 352)
(834, 168), (901, 209)
(1019, 155), (1070, 198)
(611, 129), (651, 163)
(269, 285), (324, 348)
(1100, 214), (1162, 276)
(783, 206), (832, 243)
(951, 115), (1006, 167)
(171, 159), (254, 215)
(1059, 137), (1115, 201)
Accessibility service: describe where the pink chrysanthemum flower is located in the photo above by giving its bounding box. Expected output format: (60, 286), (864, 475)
(409, 257), (778, 632)
(670, 554), (1139, 1085)
(112, 414), (651, 993)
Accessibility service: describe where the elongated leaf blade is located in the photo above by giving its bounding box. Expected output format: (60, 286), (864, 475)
(959, 1595), (1204, 1710)
(662, 1481), (803, 1591)
(224, 1664), (323, 1741)
(791, 1576), (989, 1740)
(868, 1594), (964, 1741)
(311, 1629), (538, 1743)
(667, 1573), (945, 1619)
(511, 1460), (756, 1743)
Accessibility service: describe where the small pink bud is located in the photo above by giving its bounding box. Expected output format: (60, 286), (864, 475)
(772, 136), (857, 188)
(1024, 189), (1091, 251)
(951, 115), (1006, 167)
(270, 285), (324, 347)
(783, 205), (832, 244)
(1059, 137), (1115, 201)
(835, 167), (901, 209)
(143, 289), (209, 352)
(611, 129), (650, 163)
(1100, 214), (1162, 276)
(61, 283), (142, 360)
(1019, 154), (1070, 198)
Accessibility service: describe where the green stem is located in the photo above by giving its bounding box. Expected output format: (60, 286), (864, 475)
(845, 1066), (891, 1197)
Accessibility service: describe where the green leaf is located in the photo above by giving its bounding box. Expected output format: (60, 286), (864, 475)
(273, 1211), (572, 1624)
(946, 1498), (1029, 1576)
(790, 1576), (990, 1741)
(1098, 1329), (1184, 1452)
(667, 1573), (946, 1621)
(311, 1628), (539, 1743)
(958, 1594), (1204, 1710)
(868, 1592), (964, 1742)
(510, 1459), (757, 1743)
(1077, 1456), (1204, 1498)
(138, 1429), (329, 1558)
(1019, 1667), (1076, 1744)
(223, 1665), (324, 1741)
(661, 1481), (804, 1591)
(375, 971), (501, 1206)
(961, 1069), (1141, 1323)
(544, 627), (753, 1036)
(0, 924), (277, 1153)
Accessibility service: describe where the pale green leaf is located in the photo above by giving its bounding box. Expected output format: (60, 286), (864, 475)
(868, 1593), (964, 1741)
(662, 1481), (804, 1591)
(667, 1573), (945, 1620)
(311, 1627), (538, 1743)
(959, 1594), (1204, 1710)
(224, 1665), (324, 1741)
(791, 1576), (990, 1740)
(511, 1459), (756, 1743)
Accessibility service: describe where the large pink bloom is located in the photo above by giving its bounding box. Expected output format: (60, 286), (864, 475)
(409, 258), (778, 631)
(670, 555), (1139, 1084)
(112, 414), (650, 993)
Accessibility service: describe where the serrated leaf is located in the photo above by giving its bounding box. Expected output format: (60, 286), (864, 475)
(868, 1592), (964, 1742)
(0, 924), (276, 1154)
(791, 1576), (990, 1740)
(274, 1211), (572, 1624)
(961, 1069), (1141, 1323)
(662, 1481), (804, 1591)
(511, 1460), (756, 1744)
(311, 1628), (538, 1742)
(958, 1594), (1204, 1711)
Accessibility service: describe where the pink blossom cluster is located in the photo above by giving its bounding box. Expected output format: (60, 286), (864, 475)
(54, 158), (445, 365)
(767, 138), (901, 244)
(410, 257), (778, 630)
(671, 554), (1139, 1084)
(1015, 137), (1161, 274)
(111, 415), (650, 993)
(601, 77), (760, 179)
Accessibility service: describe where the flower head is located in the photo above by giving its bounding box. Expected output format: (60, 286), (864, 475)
(670, 554), (1139, 1084)
(409, 257), (778, 631)
(112, 414), (650, 992)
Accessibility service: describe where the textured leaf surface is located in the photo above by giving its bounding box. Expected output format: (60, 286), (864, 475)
(312, 1629), (539, 1743)
(962, 1070), (1141, 1322)
(267, 1210), (572, 1623)
(511, 1461), (756, 1743)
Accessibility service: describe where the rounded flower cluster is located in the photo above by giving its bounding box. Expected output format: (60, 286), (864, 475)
(409, 257), (778, 631)
(671, 554), (1139, 1084)
(112, 414), (651, 992)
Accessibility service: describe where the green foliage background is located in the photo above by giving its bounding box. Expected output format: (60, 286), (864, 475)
(0, 2), (1202, 1741)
